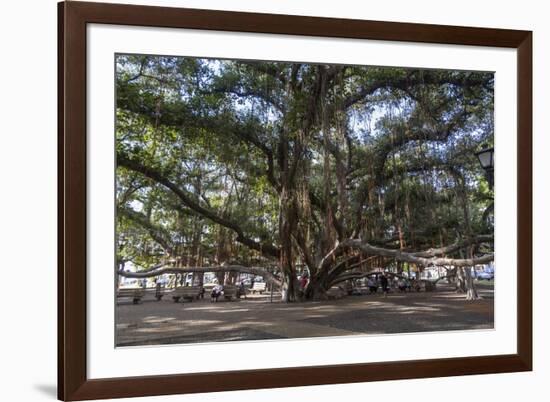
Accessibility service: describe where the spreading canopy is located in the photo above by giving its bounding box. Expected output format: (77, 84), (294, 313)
(115, 55), (494, 300)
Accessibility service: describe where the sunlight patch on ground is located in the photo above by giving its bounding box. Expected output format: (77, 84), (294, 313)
(210, 308), (251, 313)
(142, 316), (177, 323)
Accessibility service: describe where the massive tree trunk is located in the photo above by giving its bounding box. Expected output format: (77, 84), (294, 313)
(304, 278), (329, 300)
(301, 66), (337, 302)
(278, 115), (299, 302)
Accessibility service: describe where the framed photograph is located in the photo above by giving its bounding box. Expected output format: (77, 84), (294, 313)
(58, 1), (532, 400)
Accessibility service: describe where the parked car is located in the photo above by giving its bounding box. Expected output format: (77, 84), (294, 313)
(477, 271), (494, 280)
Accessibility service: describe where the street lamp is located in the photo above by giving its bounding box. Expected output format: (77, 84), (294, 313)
(475, 146), (494, 189)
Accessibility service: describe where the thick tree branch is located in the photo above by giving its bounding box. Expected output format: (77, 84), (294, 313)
(118, 152), (280, 259)
(344, 73), (492, 109)
(119, 206), (174, 255)
(412, 234), (493, 258)
(342, 239), (493, 267)
(118, 265), (281, 287)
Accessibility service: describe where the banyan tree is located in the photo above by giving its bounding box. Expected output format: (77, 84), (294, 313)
(115, 55), (494, 301)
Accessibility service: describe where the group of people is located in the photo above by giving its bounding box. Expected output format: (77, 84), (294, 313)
(210, 281), (248, 302)
(163, 274), (420, 301)
(366, 275), (421, 296)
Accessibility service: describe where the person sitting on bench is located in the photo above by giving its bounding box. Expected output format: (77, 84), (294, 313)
(367, 277), (378, 294)
(211, 284), (223, 302)
(237, 281), (247, 299)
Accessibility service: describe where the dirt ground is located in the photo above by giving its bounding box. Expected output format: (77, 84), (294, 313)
(116, 282), (494, 346)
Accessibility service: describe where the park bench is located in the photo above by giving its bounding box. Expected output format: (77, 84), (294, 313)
(408, 280), (436, 292)
(327, 286), (346, 300)
(422, 280), (436, 292)
(117, 288), (145, 304)
(172, 286), (203, 303)
(154, 284), (172, 301)
(251, 282), (267, 294)
(222, 285), (238, 300)
(344, 281), (354, 296)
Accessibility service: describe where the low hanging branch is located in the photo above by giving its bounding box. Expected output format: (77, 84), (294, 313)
(117, 265), (282, 288)
(341, 239), (493, 267)
(316, 234), (493, 280)
(331, 270), (410, 287)
(411, 234), (493, 258)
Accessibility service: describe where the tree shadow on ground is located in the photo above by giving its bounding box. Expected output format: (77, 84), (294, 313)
(116, 288), (494, 345)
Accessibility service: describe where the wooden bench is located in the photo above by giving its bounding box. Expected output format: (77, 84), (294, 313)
(251, 282), (267, 294)
(327, 286), (346, 300)
(422, 280), (436, 292)
(117, 288), (145, 304)
(408, 280), (436, 292)
(222, 285), (238, 300)
(154, 285), (172, 301)
(343, 281), (354, 296)
(172, 286), (203, 303)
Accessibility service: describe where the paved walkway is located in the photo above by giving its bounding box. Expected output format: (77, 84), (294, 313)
(116, 283), (494, 346)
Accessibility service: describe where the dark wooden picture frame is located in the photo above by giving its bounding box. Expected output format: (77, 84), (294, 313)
(58, 1), (532, 400)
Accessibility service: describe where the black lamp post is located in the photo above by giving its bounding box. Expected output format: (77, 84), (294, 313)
(475, 147), (494, 189)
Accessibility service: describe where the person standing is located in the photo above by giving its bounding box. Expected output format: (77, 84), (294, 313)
(300, 274), (308, 290)
(379, 274), (389, 297)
